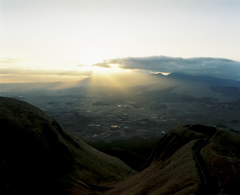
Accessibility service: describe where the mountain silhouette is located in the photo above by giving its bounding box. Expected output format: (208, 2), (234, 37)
(166, 72), (240, 87)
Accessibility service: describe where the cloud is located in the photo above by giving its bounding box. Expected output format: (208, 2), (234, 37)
(0, 68), (92, 83)
(0, 58), (20, 64)
(0, 68), (91, 76)
(92, 60), (111, 68)
(93, 56), (240, 80)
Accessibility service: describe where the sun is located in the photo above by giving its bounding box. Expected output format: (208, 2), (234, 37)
(78, 56), (106, 67)
(91, 66), (108, 73)
(77, 58), (134, 89)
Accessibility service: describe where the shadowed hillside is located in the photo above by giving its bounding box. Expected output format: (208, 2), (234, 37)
(0, 97), (136, 195)
(1, 97), (240, 195)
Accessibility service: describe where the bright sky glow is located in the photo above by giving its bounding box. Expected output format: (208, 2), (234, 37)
(0, 0), (240, 83)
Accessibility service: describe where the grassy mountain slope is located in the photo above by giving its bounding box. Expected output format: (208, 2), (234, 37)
(1, 97), (240, 194)
(105, 125), (240, 194)
(0, 97), (136, 195)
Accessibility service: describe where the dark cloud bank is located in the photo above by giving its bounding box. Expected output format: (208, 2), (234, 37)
(93, 56), (240, 80)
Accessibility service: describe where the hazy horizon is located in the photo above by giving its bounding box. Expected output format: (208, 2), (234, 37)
(1, 0), (240, 83)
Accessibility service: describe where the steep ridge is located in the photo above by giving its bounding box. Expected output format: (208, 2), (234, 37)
(0, 97), (136, 195)
(105, 125), (240, 195)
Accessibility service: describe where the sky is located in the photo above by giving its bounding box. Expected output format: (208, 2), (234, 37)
(0, 0), (240, 83)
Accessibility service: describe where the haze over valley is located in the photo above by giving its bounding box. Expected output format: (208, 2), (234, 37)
(1, 72), (240, 143)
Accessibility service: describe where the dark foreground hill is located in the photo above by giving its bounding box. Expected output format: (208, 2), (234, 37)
(0, 97), (136, 195)
(1, 97), (240, 195)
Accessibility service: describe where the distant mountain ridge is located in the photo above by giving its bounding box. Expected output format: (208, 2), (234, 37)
(1, 72), (240, 103)
(154, 72), (240, 87)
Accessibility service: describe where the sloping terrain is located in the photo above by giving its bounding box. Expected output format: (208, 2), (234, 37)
(105, 125), (240, 195)
(0, 97), (136, 195)
(1, 97), (240, 195)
